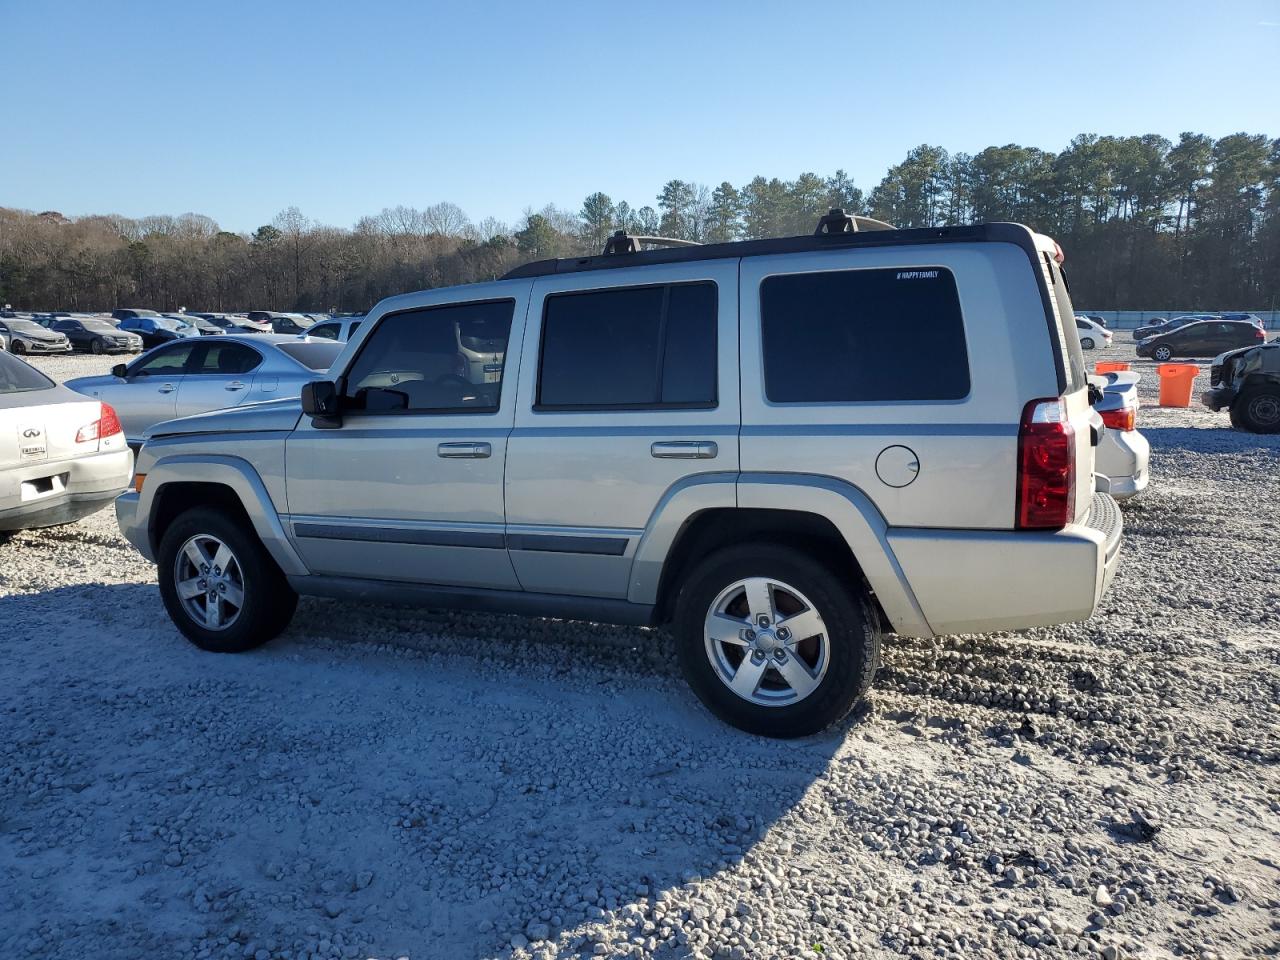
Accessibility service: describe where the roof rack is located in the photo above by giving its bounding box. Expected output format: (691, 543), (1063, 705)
(602, 231), (702, 255)
(814, 208), (896, 235)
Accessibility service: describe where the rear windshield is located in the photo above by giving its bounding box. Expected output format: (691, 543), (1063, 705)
(1041, 253), (1087, 392)
(277, 340), (343, 371)
(0, 352), (56, 393)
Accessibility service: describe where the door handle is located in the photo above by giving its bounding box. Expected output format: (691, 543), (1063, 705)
(225, 381), (246, 391)
(437, 441), (492, 459)
(651, 441), (718, 459)
(157, 383), (175, 394)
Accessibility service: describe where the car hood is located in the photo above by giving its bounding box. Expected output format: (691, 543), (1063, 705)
(1213, 341), (1278, 366)
(145, 397), (304, 440)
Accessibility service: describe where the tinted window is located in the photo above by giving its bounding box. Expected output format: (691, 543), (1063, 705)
(188, 342), (262, 375)
(0, 352), (55, 393)
(761, 268), (969, 403)
(309, 323), (339, 340)
(132, 344), (194, 375)
(342, 300), (513, 413)
(537, 282), (717, 408)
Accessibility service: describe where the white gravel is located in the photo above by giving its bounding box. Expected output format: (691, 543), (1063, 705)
(1, 344), (1278, 960)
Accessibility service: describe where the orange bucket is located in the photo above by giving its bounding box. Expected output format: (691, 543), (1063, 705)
(1157, 363), (1199, 407)
(1095, 362), (1130, 374)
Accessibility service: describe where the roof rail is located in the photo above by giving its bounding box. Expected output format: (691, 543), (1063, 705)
(814, 208), (896, 235)
(602, 231), (702, 255)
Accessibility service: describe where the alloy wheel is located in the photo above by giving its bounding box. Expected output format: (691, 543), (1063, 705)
(173, 534), (246, 631)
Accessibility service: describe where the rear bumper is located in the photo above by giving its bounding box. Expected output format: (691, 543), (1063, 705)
(0, 447), (134, 531)
(886, 492), (1122, 636)
(1097, 429), (1150, 501)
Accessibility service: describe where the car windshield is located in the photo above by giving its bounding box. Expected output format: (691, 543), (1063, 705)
(5, 319), (47, 334)
(81, 320), (118, 333)
(276, 340), (343, 370)
(153, 316), (185, 330)
(458, 317), (507, 352)
(0, 351), (55, 393)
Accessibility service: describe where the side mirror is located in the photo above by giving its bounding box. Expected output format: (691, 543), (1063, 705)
(301, 380), (343, 428)
(111, 363), (128, 379)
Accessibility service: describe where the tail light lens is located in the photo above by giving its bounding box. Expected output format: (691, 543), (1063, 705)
(76, 403), (124, 444)
(1254, 328), (1265, 340)
(1100, 407), (1135, 432)
(1017, 398), (1076, 530)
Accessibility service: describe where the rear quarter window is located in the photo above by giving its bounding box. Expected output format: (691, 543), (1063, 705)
(760, 267), (969, 403)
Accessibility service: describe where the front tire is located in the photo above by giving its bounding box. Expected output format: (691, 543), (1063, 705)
(90, 338), (104, 354)
(1152, 345), (1173, 362)
(1232, 387), (1280, 434)
(673, 544), (881, 738)
(1081, 336), (1095, 350)
(11, 340), (25, 355)
(157, 507), (297, 653)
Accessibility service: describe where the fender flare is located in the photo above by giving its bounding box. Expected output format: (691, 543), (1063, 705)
(141, 454), (308, 577)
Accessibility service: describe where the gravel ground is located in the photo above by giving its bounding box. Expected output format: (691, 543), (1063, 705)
(2, 342), (1278, 960)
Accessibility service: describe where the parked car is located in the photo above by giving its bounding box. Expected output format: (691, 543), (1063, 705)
(1202, 337), (1280, 433)
(49, 317), (144, 354)
(66, 334), (343, 444)
(115, 213), (1122, 738)
(1074, 315), (1112, 350)
(111, 308), (162, 323)
(1079, 313), (1108, 328)
(1132, 314), (1221, 341)
(165, 313), (224, 336)
(1135, 320), (1265, 361)
(1090, 372), (1149, 499)
(0, 317), (72, 355)
(303, 315), (364, 342)
(1218, 312), (1267, 329)
(190, 313), (273, 334)
(0, 350), (132, 537)
(117, 315), (200, 349)
(269, 313), (314, 335)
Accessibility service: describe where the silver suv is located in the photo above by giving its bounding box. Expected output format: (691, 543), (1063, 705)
(116, 212), (1122, 737)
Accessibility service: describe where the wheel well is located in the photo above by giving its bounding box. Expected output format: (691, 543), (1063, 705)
(149, 482), (251, 554)
(653, 508), (872, 624)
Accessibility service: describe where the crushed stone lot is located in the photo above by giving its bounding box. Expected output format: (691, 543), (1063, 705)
(2, 343), (1278, 960)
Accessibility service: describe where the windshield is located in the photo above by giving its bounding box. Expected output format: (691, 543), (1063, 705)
(81, 320), (118, 333)
(0, 351), (56, 393)
(276, 340), (343, 371)
(5, 319), (47, 334)
(458, 317), (507, 352)
(153, 316), (184, 330)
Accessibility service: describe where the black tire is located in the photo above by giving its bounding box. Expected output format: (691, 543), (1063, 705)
(672, 543), (881, 738)
(156, 506), (297, 653)
(90, 338), (104, 354)
(1080, 337), (1095, 350)
(1153, 345), (1172, 362)
(11, 340), (25, 355)
(1232, 387), (1280, 434)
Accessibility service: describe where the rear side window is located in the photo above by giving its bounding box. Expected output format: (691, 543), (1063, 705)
(537, 282), (717, 409)
(761, 267), (969, 403)
(0, 351), (55, 393)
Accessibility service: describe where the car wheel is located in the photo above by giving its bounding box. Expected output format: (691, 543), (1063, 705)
(1233, 387), (1280, 434)
(1081, 337), (1095, 350)
(1153, 345), (1172, 362)
(157, 507), (298, 653)
(11, 340), (25, 355)
(673, 543), (881, 738)
(90, 338), (104, 354)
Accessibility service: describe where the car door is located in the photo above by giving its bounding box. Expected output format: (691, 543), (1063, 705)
(103, 342), (195, 439)
(174, 340), (264, 420)
(284, 287), (528, 589)
(504, 262), (739, 599)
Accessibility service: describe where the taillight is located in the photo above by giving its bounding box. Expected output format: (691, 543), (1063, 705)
(76, 403), (124, 444)
(1100, 407), (1135, 432)
(1017, 398), (1076, 530)
(1255, 328), (1265, 340)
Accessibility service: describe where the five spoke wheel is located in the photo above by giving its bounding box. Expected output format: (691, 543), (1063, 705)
(174, 534), (245, 631)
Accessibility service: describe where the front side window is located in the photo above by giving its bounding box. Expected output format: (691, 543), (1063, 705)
(536, 282), (717, 409)
(761, 267), (969, 403)
(341, 299), (513, 413)
(309, 323), (339, 340)
(132, 344), (194, 375)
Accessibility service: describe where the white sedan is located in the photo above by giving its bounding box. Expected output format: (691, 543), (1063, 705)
(0, 351), (133, 536)
(1074, 315), (1113, 350)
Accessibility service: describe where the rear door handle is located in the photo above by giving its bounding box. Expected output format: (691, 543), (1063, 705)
(651, 441), (718, 459)
(438, 442), (492, 459)
(157, 383), (175, 394)
(225, 381), (247, 391)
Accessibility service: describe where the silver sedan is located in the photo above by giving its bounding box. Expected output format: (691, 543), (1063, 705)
(66, 334), (343, 445)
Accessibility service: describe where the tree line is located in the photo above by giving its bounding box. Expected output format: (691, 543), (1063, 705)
(1, 131), (1276, 312)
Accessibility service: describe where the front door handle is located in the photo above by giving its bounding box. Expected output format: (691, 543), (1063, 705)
(438, 441), (492, 459)
(157, 383), (175, 394)
(651, 441), (718, 459)
(225, 381), (247, 392)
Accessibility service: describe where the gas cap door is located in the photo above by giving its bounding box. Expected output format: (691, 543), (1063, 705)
(875, 445), (920, 488)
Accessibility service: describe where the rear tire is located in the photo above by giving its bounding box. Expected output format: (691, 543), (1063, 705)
(156, 507), (297, 653)
(1152, 345), (1172, 361)
(673, 543), (881, 738)
(1081, 337), (1095, 350)
(1232, 387), (1280, 434)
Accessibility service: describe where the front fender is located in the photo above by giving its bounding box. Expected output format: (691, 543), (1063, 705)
(138, 454), (308, 576)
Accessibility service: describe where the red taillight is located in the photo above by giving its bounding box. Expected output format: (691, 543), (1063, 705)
(1255, 328), (1265, 340)
(76, 403), (124, 444)
(1100, 407), (1135, 432)
(1017, 398), (1076, 530)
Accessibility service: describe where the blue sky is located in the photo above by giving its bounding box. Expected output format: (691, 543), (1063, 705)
(3, 0), (1278, 233)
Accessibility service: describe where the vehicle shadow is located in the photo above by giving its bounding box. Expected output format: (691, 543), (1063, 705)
(0, 582), (857, 959)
